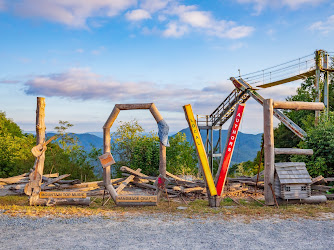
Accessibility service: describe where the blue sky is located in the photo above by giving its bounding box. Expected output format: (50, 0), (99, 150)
(0, 0), (333, 135)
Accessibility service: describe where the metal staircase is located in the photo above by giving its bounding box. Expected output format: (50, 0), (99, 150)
(210, 89), (250, 126)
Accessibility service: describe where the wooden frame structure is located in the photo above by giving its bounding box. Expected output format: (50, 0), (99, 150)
(263, 99), (325, 205)
(102, 103), (167, 206)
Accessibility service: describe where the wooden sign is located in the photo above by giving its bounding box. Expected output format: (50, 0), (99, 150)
(39, 191), (87, 199)
(183, 104), (217, 197)
(98, 152), (116, 168)
(116, 195), (157, 203)
(215, 104), (245, 196)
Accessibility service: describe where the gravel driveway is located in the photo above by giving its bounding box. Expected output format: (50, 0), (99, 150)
(0, 214), (333, 249)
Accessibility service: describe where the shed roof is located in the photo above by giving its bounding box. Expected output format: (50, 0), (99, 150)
(275, 162), (312, 184)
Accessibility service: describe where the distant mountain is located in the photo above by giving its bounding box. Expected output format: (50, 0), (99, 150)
(173, 128), (262, 165)
(46, 133), (103, 152)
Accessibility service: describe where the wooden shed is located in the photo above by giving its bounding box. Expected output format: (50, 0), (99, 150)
(274, 162), (312, 200)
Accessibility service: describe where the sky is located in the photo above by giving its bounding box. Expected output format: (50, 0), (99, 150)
(0, 0), (333, 135)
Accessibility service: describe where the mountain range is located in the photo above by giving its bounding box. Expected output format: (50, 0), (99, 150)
(43, 129), (262, 166)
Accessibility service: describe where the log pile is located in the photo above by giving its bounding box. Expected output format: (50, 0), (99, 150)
(0, 173), (126, 197)
(311, 176), (334, 200)
(0, 168), (264, 202)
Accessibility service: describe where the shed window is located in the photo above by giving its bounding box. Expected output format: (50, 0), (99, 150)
(301, 186), (307, 191)
(285, 186), (291, 192)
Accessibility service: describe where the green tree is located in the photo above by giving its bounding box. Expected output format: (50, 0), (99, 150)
(292, 112), (334, 177)
(110, 120), (198, 176)
(44, 120), (97, 181)
(167, 132), (198, 175)
(0, 112), (35, 177)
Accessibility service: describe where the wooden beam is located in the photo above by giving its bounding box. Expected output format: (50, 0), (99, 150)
(40, 174), (70, 189)
(116, 169), (142, 194)
(273, 101), (325, 111)
(149, 103), (163, 122)
(274, 148), (313, 155)
(159, 143), (166, 178)
(263, 99), (275, 205)
(166, 171), (195, 183)
(115, 103), (152, 110)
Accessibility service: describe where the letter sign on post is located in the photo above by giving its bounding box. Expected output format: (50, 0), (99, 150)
(215, 104), (245, 196)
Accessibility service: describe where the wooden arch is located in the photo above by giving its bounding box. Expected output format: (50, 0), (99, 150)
(103, 103), (167, 205)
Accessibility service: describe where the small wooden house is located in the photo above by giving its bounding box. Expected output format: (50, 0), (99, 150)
(274, 162), (312, 200)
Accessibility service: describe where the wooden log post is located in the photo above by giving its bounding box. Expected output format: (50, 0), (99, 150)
(273, 101), (325, 111)
(159, 143), (166, 178)
(263, 99), (275, 206)
(315, 50), (321, 124)
(323, 52), (330, 117)
(30, 97), (46, 205)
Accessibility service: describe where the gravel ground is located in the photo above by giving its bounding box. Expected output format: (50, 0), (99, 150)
(0, 214), (333, 250)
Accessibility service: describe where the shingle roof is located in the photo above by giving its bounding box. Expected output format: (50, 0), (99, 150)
(275, 162), (312, 184)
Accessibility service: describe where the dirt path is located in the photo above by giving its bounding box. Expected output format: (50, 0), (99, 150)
(0, 214), (333, 249)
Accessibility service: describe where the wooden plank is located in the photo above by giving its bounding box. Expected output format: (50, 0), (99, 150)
(273, 101), (325, 111)
(116, 195), (157, 203)
(263, 99), (275, 205)
(39, 191), (87, 199)
(166, 171), (195, 183)
(116, 169), (141, 194)
(274, 148), (313, 155)
(115, 103), (152, 110)
(43, 173), (59, 178)
(311, 176), (324, 184)
(275, 162), (306, 168)
(311, 185), (332, 192)
(0, 174), (29, 184)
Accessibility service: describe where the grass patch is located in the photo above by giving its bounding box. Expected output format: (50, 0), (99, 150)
(0, 196), (333, 220)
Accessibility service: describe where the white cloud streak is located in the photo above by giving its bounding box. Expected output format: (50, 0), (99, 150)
(162, 4), (254, 39)
(235, 0), (326, 14)
(22, 68), (296, 114)
(3, 0), (254, 39)
(11, 0), (137, 28)
(0, 0), (5, 11)
(125, 9), (151, 21)
(309, 15), (334, 34)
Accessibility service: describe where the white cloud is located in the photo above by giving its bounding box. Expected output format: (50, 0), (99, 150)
(180, 10), (212, 28)
(163, 4), (254, 39)
(162, 21), (188, 37)
(125, 9), (151, 21)
(11, 0), (137, 28)
(229, 42), (247, 51)
(3, 0), (254, 39)
(0, 0), (5, 11)
(22, 68), (233, 113)
(140, 0), (171, 13)
(236, 0), (326, 14)
(309, 15), (334, 34)
(282, 0), (326, 9)
(75, 48), (84, 53)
